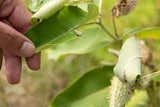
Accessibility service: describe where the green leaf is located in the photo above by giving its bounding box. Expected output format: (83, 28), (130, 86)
(124, 27), (160, 40)
(26, 4), (98, 51)
(50, 65), (114, 107)
(66, 88), (109, 107)
(153, 75), (160, 82)
(135, 27), (160, 40)
(114, 37), (141, 86)
(47, 25), (112, 60)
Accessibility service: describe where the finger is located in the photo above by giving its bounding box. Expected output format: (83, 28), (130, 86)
(4, 52), (21, 84)
(8, 0), (32, 33)
(0, 0), (3, 5)
(0, 0), (15, 18)
(0, 49), (3, 70)
(0, 21), (35, 57)
(26, 53), (41, 70)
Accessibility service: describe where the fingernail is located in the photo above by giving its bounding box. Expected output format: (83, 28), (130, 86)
(20, 41), (35, 57)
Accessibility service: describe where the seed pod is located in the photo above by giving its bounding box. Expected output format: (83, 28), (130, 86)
(109, 76), (133, 107)
(114, 37), (141, 86)
(32, 0), (69, 24)
(112, 0), (138, 17)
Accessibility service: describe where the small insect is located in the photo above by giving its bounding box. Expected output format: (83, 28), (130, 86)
(112, 0), (138, 17)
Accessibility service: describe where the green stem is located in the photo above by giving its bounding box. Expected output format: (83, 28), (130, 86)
(112, 15), (119, 39)
(98, 0), (103, 15)
(97, 0), (118, 40)
(108, 48), (120, 57)
(141, 71), (160, 81)
(74, 21), (117, 40)
(74, 22), (97, 29)
(97, 21), (117, 41)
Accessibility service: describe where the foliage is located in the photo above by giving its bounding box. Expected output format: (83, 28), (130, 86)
(50, 66), (113, 107)
(26, 2), (98, 51)
(21, 0), (160, 107)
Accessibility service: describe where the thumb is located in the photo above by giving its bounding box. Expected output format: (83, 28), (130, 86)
(0, 21), (35, 57)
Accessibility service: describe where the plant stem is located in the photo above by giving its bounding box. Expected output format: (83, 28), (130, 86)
(98, 0), (103, 15)
(74, 20), (117, 41)
(112, 15), (119, 39)
(98, 0), (119, 40)
(74, 22), (97, 29)
(74, 3), (119, 42)
(141, 71), (160, 81)
(97, 20), (117, 40)
(108, 48), (120, 57)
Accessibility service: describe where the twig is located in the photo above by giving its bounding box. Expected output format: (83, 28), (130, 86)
(108, 48), (120, 57)
(74, 19), (117, 41)
(74, 22), (97, 29)
(97, 18), (117, 40)
(141, 71), (160, 81)
(112, 15), (119, 39)
(98, 0), (103, 15)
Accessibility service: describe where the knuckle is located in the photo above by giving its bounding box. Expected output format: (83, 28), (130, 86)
(1, 28), (22, 53)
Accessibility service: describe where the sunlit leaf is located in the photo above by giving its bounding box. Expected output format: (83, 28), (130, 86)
(47, 25), (112, 60)
(26, 4), (98, 51)
(135, 27), (160, 40)
(50, 66), (114, 107)
(66, 88), (109, 107)
(123, 27), (160, 40)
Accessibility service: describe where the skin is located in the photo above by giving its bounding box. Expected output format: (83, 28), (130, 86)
(0, 0), (41, 84)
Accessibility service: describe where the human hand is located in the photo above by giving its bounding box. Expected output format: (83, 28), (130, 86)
(0, 0), (40, 84)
